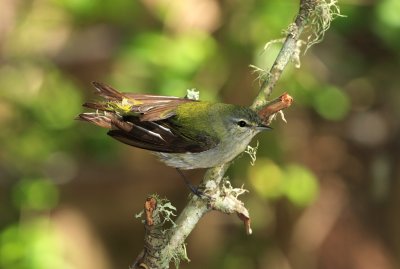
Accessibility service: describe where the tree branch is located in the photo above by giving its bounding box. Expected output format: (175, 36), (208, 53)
(132, 0), (330, 268)
(251, 0), (317, 111)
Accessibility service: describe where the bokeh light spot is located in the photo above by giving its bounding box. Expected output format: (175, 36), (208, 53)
(313, 86), (350, 120)
(347, 111), (388, 146)
(12, 178), (59, 210)
(248, 159), (284, 199)
(283, 164), (319, 206)
(377, 0), (400, 28)
(0, 220), (66, 269)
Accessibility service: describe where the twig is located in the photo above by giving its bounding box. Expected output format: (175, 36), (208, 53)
(258, 93), (294, 124)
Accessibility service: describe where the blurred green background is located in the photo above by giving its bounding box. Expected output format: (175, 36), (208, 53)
(1, 0), (400, 268)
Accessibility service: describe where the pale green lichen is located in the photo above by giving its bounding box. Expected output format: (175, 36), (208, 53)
(221, 179), (248, 199)
(249, 64), (270, 87)
(186, 88), (200, 100)
(134, 195), (177, 228)
(245, 141), (259, 166)
(170, 243), (190, 269)
(260, 0), (343, 67)
(305, 0), (344, 51)
(135, 195), (190, 269)
(157, 200), (177, 228)
(292, 39), (307, 68)
(134, 210), (144, 220)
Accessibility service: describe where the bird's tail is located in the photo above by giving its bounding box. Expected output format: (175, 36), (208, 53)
(77, 82), (128, 128)
(92, 81), (125, 100)
(81, 81), (127, 111)
(76, 112), (114, 129)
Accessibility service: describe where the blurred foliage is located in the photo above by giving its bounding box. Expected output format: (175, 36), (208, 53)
(0, 219), (66, 269)
(1, 0), (399, 269)
(52, 0), (140, 23)
(313, 86), (350, 120)
(249, 159), (318, 206)
(376, 0), (400, 28)
(12, 178), (59, 210)
(112, 31), (219, 99)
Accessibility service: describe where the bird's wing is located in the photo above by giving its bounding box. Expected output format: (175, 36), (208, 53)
(107, 116), (218, 153)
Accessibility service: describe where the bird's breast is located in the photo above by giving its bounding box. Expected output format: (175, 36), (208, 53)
(154, 131), (255, 169)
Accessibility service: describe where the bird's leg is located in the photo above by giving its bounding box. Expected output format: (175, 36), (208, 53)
(175, 168), (204, 197)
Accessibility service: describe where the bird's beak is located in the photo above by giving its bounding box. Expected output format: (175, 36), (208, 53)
(255, 124), (272, 132)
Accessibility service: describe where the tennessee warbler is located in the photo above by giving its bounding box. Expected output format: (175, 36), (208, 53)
(78, 82), (271, 169)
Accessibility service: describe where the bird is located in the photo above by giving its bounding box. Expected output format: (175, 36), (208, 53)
(77, 82), (271, 170)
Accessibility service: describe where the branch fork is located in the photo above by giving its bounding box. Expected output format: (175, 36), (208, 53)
(206, 179), (252, 235)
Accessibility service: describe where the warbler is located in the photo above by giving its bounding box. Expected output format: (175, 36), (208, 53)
(77, 82), (271, 169)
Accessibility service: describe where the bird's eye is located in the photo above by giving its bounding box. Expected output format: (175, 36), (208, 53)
(237, 120), (247, 127)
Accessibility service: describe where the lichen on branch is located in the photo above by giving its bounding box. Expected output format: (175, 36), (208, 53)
(251, 0), (342, 110)
(305, 0), (344, 50)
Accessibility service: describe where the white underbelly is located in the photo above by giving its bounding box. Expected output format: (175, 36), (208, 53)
(154, 134), (255, 169)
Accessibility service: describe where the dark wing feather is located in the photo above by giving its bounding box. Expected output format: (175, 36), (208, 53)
(76, 113), (113, 128)
(107, 116), (217, 153)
